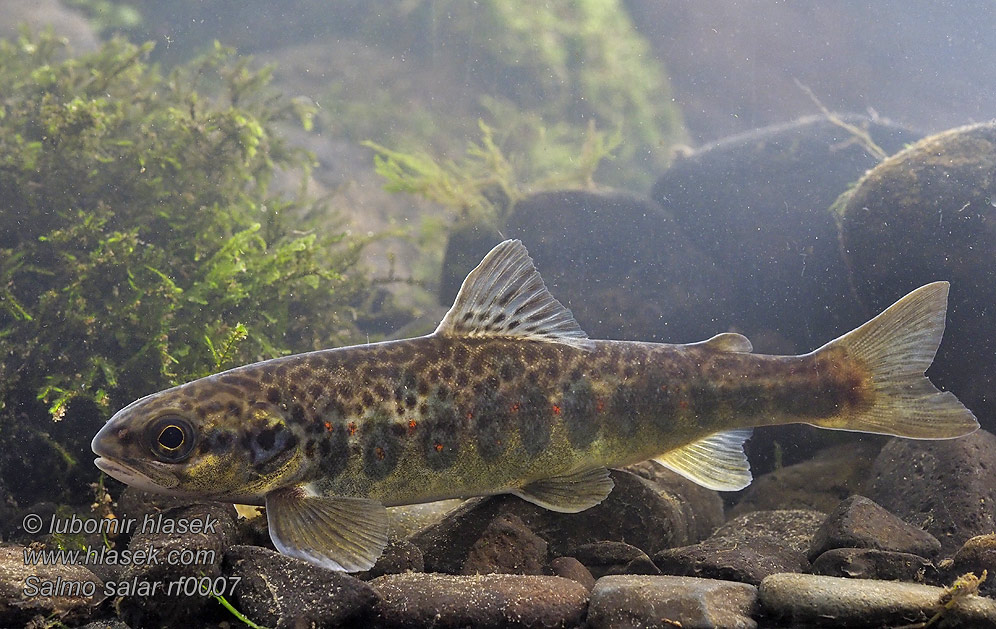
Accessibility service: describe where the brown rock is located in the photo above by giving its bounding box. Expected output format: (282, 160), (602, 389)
(460, 514), (547, 575)
(654, 535), (808, 586)
(808, 495), (941, 561)
(868, 430), (996, 556)
(588, 575), (758, 629)
(372, 572), (588, 628)
(550, 557), (596, 591)
(811, 548), (936, 582)
(410, 469), (709, 573)
(224, 545), (379, 628)
(0, 543), (104, 627)
(573, 541), (661, 578)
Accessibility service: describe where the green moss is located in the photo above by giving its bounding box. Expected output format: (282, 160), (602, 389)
(0, 31), (371, 504)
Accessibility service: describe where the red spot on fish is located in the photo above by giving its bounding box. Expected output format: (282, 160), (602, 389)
(375, 446), (385, 460)
(679, 400), (689, 410)
(434, 443), (444, 452)
(348, 422), (357, 436)
(408, 419), (417, 432)
(596, 399), (605, 413)
(552, 404), (561, 415)
(466, 411), (474, 420)
(511, 402), (521, 413)
(324, 421), (333, 432)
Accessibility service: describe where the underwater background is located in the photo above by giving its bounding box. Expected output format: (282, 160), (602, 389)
(1, 1), (995, 627)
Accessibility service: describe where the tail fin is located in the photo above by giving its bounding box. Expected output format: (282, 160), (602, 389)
(812, 282), (978, 439)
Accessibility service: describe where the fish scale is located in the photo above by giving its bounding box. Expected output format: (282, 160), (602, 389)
(92, 239), (979, 572)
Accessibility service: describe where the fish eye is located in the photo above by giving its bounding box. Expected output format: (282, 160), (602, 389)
(148, 416), (195, 462)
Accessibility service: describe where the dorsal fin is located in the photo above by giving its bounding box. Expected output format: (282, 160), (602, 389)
(435, 240), (592, 348)
(689, 332), (753, 353)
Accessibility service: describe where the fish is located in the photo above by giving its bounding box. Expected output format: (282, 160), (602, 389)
(91, 239), (979, 571)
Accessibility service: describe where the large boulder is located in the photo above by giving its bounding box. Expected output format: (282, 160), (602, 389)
(837, 121), (996, 427)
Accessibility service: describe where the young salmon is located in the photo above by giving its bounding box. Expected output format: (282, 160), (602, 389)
(91, 240), (978, 571)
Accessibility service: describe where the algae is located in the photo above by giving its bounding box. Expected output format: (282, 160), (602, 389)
(0, 31), (370, 505)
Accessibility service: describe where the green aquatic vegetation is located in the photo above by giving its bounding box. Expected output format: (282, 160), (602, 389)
(0, 31), (369, 504)
(366, 119), (620, 228)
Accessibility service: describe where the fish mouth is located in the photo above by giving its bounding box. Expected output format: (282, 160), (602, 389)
(94, 456), (180, 492)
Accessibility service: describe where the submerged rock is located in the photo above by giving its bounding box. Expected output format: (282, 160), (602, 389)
(808, 495), (941, 561)
(441, 189), (736, 344)
(950, 534), (996, 598)
(810, 548), (936, 582)
(409, 469), (713, 573)
(572, 541), (661, 578)
(588, 575), (758, 629)
(837, 121), (996, 425)
(730, 441), (881, 516)
(653, 510), (822, 585)
(712, 509), (826, 556)
(652, 114), (918, 354)
(759, 572), (996, 627)
(460, 513), (548, 575)
(224, 545), (379, 629)
(868, 430), (996, 556)
(114, 501), (240, 626)
(372, 572), (588, 629)
(550, 556), (596, 591)
(0, 543), (104, 627)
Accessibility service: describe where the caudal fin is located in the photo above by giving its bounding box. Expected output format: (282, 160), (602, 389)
(812, 282), (978, 439)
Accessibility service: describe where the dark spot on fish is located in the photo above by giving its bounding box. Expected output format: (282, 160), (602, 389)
(308, 384), (324, 399)
(338, 382), (353, 399)
(609, 386), (640, 437)
(204, 400), (224, 415)
(288, 383), (300, 397)
(211, 431), (234, 454)
(427, 368), (440, 384)
(517, 385), (551, 455)
(290, 403), (307, 425)
(267, 387), (281, 405)
(462, 311), (474, 322)
(305, 438), (317, 458)
(180, 400), (193, 412)
(361, 391), (375, 407)
(416, 379), (429, 396)
(494, 312), (507, 323)
(729, 383), (766, 417)
(437, 385), (449, 399)
(507, 320), (520, 330)
(256, 428), (276, 451)
(474, 386), (512, 460)
(405, 394), (417, 409)
(195, 407), (208, 420)
(421, 396), (460, 470)
(259, 371), (274, 385)
(362, 420), (401, 480)
(226, 402), (242, 419)
(441, 364), (455, 380)
(562, 378), (599, 447)
(499, 359), (518, 382)
(456, 371), (469, 387)
(418, 403), (428, 416)
(250, 425), (298, 474)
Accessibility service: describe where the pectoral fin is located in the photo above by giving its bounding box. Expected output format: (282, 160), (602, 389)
(654, 428), (753, 491)
(265, 485), (389, 572)
(512, 466), (614, 513)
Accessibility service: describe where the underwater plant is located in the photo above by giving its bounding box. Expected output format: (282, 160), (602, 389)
(0, 31), (368, 505)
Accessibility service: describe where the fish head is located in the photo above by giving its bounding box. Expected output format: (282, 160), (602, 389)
(92, 374), (307, 503)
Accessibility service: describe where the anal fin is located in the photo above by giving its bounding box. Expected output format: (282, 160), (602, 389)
(265, 485), (389, 572)
(654, 429), (753, 491)
(512, 466), (614, 513)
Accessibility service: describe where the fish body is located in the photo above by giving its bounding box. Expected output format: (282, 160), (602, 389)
(92, 240), (979, 571)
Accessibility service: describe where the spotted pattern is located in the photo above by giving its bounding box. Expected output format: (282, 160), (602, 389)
(362, 415), (403, 480)
(421, 390), (461, 469)
(127, 332), (871, 501)
(516, 384), (552, 455)
(561, 378), (599, 447)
